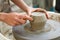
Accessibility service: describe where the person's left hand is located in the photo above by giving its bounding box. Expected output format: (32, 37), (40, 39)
(27, 8), (49, 19)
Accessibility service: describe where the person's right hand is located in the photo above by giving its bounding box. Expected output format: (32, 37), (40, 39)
(0, 12), (33, 26)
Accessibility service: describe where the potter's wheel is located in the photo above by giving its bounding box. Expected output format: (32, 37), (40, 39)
(13, 20), (60, 40)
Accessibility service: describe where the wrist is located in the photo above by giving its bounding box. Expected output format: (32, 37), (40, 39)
(0, 13), (8, 21)
(26, 7), (32, 13)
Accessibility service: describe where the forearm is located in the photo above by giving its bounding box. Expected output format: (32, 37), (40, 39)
(11, 0), (29, 12)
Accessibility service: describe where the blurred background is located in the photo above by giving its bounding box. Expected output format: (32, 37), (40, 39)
(10, 0), (56, 12)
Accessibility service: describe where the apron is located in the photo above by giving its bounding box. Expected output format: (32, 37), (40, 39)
(0, 0), (15, 40)
(0, 0), (11, 12)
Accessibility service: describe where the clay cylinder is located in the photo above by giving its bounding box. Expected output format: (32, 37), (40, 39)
(30, 12), (47, 32)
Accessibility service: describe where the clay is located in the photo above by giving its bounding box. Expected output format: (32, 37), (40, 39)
(30, 12), (47, 31)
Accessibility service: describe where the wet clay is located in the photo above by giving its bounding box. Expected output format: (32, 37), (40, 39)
(30, 12), (47, 31)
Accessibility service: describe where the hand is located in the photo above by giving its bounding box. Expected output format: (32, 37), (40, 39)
(27, 8), (49, 19)
(0, 12), (33, 26)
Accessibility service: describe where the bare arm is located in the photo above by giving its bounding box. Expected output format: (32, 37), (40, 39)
(0, 13), (6, 21)
(11, 0), (29, 12)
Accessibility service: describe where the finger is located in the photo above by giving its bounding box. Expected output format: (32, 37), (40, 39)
(33, 8), (49, 19)
(18, 14), (24, 19)
(15, 18), (26, 24)
(43, 11), (49, 19)
(34, 8), (45, 12)
(23, 15), (33, 21)
(18, 14), (28, 19)
(12, 20), (21, 26)
(18, 14), (33, 21)
(41, 11), (49, 19)
(40, 10), (49, 19)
